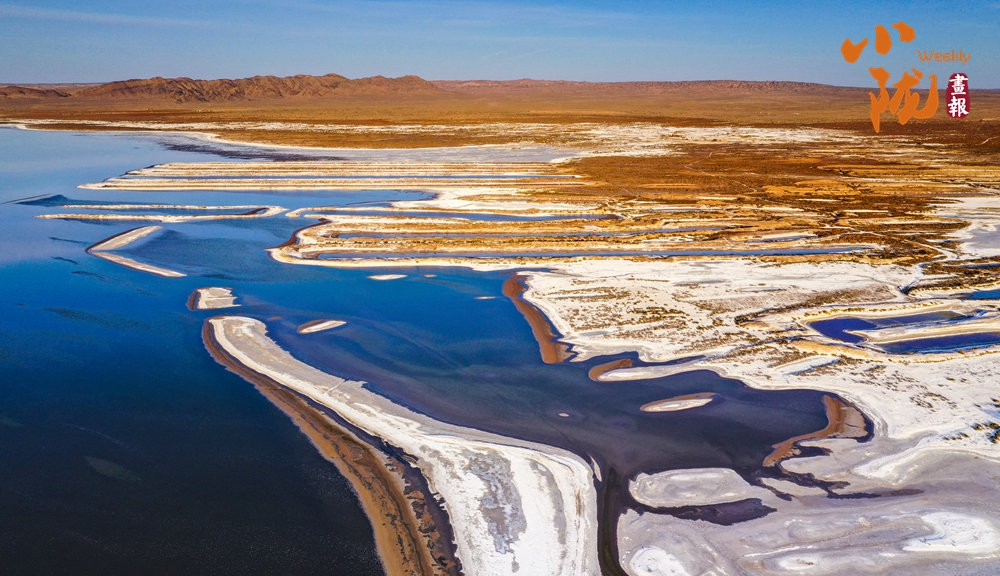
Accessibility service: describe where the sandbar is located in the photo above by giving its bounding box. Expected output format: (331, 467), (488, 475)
(189, 287), (238, 310)
(202, 322), (453, 576)
(297, 319), (346, 334)
(630, 468), (770, 509)
(40, 204), (284, 222)
(640, 393), (716, 413)
(587, 358), (633, 381)
(207, 316), (600, 576)
(88, 225), (162, 251)
(91, 252), (186, 278)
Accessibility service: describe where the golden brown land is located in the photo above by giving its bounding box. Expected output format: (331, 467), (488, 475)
(3, 73), (1000, 148)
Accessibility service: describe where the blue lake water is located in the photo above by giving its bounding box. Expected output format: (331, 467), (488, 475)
(880, 332), (1000, 354)
(810, 312), (967, 345)
(0, 127), (835, 573)
(969, 289), (1000, 300)
(810, 312), (1000, 353)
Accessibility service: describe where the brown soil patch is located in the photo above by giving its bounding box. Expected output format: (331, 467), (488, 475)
(764, 395), (869, 467)
(502, 275), (572, 364)
(588, 358), (634, 381)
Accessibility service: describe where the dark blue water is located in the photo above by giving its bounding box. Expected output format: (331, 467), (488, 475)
(810, 312), (967, 345)
(969, 290), (1000, 300)
(810, 317), (876, 344)
(880, 333), (1000, 354)
(0, 129), (386, 576)
(0, 127), (835, 574)
(809, 311), (1000, 353)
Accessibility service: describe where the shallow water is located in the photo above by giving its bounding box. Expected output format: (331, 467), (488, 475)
(969, 289), (1000, 300)
(0, 129), (386, 575)
(810, 312), (967, 345)
(0, 128), (834, 573)
(809, 311), (1000, 353)
(880, 332), (1000, 354)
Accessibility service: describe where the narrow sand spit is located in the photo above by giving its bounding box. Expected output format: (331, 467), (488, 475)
(86, 226), (186, 277)
(762, 395), (867, 467)
(501, 275), (572, 364)
(88, 225), (162, 251)
(587, 358), (633, 381)
(297, 319), (346, 334)
(189, 287), (238, 310)
(91, 252), (185, 278)
(207, 316), (600, 576)
(40, 204), (284, 222)
(597, 363), (700, 382)
(202, 323), (455, 576)
(368, 274), (406, 281)
(639, 393), (716, 413)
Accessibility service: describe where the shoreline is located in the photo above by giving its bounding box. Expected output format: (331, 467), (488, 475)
(762, 395), (868, 467)
(90, 251), (186, 277)
(205, 315), (600, 576)
(202, 321), (453, 576)
(501, 275), (572, 364)
(87, 225), (162, 251)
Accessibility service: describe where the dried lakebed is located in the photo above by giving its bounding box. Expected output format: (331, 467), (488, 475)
(7, 123), (1000, 575)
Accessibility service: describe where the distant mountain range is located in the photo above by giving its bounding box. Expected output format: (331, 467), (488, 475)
(436, 79), (858, 95)
(0, 85), (71, 99)
(0, 73), (441, 103)
(0, 73), (866, 103)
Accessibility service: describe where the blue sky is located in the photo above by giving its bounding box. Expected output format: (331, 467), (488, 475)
(1, 0), (997, 86)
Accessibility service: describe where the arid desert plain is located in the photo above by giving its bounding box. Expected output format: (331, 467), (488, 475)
(3, 75), (1000, 575)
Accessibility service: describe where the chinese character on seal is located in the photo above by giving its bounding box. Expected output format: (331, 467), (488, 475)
(946, 73), (970, 119)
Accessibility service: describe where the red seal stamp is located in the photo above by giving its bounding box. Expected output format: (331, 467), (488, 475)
(946, 73), (970, 118)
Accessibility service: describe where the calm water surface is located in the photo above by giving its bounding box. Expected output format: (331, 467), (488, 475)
(809, 312), (1000, 353)
(0, 128), (833, 574)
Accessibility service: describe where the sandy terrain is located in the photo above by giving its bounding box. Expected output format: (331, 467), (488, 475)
(87, 225), (162, 251)
(207, 316), (599, 576)
(190, 287), (238, 310)
(629, 468), (770, 508)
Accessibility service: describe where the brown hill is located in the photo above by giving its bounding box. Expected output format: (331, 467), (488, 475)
(0, 86), (70, 99)
(434, 79), (861, 96)
(72, 73), (442, 103)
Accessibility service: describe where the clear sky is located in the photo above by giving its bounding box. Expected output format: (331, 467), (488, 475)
(1, 0), (997, 87)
